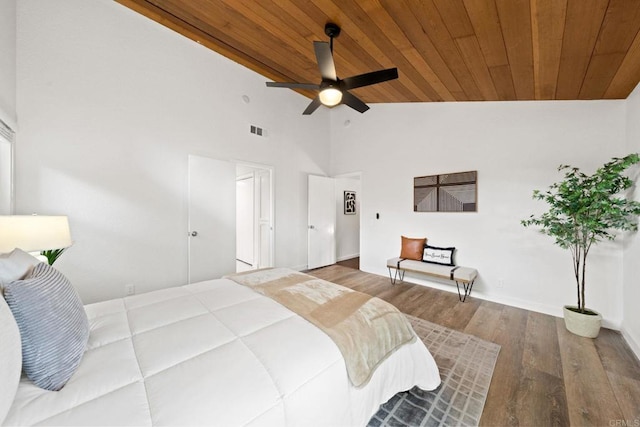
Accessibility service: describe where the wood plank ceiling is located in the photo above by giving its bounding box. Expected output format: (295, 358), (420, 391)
(117, 0), (640, 104)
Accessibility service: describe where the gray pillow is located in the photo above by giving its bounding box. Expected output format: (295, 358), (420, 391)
(4, 263), (89, 391)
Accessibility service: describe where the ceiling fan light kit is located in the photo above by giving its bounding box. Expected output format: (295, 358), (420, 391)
(266, 23), (398, 115)
(319, 85), (342, 106)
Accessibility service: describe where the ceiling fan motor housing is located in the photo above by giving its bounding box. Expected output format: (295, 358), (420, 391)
(320, 79), (341, 90)
(324, 23), (341, 39)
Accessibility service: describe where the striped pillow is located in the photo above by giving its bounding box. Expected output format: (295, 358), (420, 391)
(4, 263), (89, 391)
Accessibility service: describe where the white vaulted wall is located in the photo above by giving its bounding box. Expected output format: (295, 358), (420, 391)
(15, 0), (330, 303)
(330, 101), (627, 328)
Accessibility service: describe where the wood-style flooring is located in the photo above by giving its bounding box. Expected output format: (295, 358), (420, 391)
(309, 260), (640, 427)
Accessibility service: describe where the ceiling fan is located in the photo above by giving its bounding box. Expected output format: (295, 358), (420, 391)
(266, 23), (399, 115)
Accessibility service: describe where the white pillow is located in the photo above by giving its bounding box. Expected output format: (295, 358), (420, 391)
(0, 295), (22, 424)
(0, 248), (40, 290)
(422, 245), (456, 266)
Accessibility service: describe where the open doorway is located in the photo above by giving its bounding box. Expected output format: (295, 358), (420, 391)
(334, 173), (361, 269)
(236, 163), (273, 272)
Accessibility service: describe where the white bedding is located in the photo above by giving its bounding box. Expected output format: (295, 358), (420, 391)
(3, 277), (441, 426)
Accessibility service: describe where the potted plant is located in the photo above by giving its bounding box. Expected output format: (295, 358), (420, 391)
(522, 154), (640, 338)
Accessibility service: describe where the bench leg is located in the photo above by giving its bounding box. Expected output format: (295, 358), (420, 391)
(388, 267), (405, 285)
(455, 280), (475, 302)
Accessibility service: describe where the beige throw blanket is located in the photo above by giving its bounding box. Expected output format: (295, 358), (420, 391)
(226, 268), (416, 388)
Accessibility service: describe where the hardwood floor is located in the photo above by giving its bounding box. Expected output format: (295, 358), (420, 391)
(307, 263), (640, 427)
(336, 257), (359, 270)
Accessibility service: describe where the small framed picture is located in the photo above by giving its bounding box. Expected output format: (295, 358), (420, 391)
(344, 191), (356, 215)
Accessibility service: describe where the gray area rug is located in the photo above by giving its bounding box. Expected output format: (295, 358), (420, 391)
(367, 315), (501, 427)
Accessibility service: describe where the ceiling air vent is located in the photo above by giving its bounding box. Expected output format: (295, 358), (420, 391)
(250, 125), (266, 137)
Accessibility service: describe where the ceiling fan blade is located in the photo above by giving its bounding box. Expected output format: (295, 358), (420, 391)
(342, 68), (398, 90)
(266, 82), (320, 90)
(342, 91), (370, 113)
(302, 96), (323, 115)
(313, 41), (337, 81)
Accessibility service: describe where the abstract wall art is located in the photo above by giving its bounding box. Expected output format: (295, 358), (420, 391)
(414, 171), (477, 212)
(344, 191), (356, 215)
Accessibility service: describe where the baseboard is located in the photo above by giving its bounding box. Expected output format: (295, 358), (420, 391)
(366, 266), (624, 330)
(291, 255), (359, 271)
(337, 253), (359, 262)
(621, 326), (640, 361)
(289, 264), (308, 272)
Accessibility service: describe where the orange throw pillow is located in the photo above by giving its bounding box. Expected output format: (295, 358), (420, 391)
(400, 236), (427, 260)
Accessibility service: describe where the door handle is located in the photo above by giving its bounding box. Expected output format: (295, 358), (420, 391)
(308, 225), (315, 229)
(189, 231), (198, 237)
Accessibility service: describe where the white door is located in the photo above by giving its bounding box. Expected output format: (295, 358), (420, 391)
(256, 169), (273, 269)
(236, 175), (254, 266)
(308, 175), (336, 269)
(188, 155), (236, 283)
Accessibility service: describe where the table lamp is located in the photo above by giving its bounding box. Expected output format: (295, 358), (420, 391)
(0, 215), (73, 264)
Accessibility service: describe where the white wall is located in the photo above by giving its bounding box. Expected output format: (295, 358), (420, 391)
(0, 0), (16, 128)
(335, 176), (361, 261)
(623, 83), (640, 357)
(330, 100), (627, 328)
(15, 0), (330, 303)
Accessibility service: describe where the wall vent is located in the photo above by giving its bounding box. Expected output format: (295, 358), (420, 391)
(249, 125), (266, 137)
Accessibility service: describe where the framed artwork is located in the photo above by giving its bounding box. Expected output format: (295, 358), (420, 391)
(344, 191), (356, 215)
(414, 171), (477, 212)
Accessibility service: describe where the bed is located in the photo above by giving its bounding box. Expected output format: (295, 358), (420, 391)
(1, 260), (441, 426)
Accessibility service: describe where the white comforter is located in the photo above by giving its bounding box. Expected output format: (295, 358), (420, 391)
(4, 277), (441, 426)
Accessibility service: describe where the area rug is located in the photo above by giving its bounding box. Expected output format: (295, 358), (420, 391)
(367, 315), (501, 427)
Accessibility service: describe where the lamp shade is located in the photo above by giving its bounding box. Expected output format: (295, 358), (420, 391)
(0, 215), (72, 254)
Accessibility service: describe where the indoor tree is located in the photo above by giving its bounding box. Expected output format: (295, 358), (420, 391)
(522, 153), (640, 315)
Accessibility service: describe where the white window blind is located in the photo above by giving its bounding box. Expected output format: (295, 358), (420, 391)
(0, 118), (15, 214)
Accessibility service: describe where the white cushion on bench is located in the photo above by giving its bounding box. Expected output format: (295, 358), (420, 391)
(386, 258), (477, 283)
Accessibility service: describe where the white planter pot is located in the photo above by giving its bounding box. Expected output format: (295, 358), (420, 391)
(563, 305), (602, 338)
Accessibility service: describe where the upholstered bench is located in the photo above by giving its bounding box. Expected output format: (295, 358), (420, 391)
(386, 257), (478, 302)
